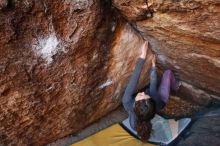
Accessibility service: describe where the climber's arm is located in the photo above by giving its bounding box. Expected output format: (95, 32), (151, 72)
(122, 58), (145, 111)
(122, 42), (148, 112)
(149, 55), (166, 110)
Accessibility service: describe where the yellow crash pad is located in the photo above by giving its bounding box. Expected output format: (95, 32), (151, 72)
(71, 124), (156, 146)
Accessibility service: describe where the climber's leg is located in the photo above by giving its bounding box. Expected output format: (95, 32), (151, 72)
(158, 70), (179, 103)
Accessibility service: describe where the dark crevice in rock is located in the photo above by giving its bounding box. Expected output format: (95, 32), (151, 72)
(6, 0), (14, 10)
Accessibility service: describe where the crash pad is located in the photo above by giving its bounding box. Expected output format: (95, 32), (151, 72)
(71, 124), (156, 146)
(122, 114), (191, 145)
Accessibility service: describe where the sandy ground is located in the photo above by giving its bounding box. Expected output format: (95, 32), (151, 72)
(47, 107), (127, 146)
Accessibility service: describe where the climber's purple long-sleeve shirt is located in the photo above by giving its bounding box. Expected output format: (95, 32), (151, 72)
(122, 58), (179, 130)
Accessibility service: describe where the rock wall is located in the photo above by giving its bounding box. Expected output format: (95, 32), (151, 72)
(0, 0), (152, 145)
(113, 0), (220, 102)
(0, 0), (219, 145)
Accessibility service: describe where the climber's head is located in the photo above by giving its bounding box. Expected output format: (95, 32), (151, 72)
(134, 92), (156, 142)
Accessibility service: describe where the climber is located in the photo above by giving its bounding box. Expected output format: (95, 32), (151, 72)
(122, 41), (190, 144)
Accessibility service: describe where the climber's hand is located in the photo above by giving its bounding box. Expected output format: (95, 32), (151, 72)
(137, 5), (148, 9)
(140, 41), (148, 59)
(152, 54), (156, 67)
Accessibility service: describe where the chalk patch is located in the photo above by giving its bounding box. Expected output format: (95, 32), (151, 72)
(92, 51), (98, 60)
(99, 79), (113, 89)
(65, 0), (89, 12)
(188, 53), (220, 68)
(32, 32), (64, 65)
(111, 22), (116, 32)
(157, 54), (167, 64)
(174, 65), (181, 69)
(38, 33), (59, 63)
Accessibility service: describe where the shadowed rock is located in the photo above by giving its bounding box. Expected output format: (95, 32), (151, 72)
(176, 108), (220, 146)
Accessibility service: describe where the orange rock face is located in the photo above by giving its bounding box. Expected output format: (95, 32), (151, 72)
(0, 1), (152, 145)
(113, 0), (220, 102)
(0, 0), (219, 145)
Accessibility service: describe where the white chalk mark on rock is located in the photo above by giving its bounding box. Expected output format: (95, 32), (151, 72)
(188, 53), (220, 68)
(65, 0), (89, 12)
(157, 54), (167, 65)
(32, 28), (65, 65)
(174, 65), (181, 69)
(99, 79), (113, 89)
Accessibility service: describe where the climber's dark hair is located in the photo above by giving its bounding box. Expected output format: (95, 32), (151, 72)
(134, 98), (156, 142)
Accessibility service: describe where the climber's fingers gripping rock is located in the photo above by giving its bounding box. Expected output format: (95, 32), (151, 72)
(139, 41), (149, 59)
(151, 54), (156, 68)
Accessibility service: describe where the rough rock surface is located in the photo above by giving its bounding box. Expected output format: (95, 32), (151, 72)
(0, 0), (152, 145)
(113, 0), (220, 103)
(0, 0), (220, 145)
(160, 95), (203, 118)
